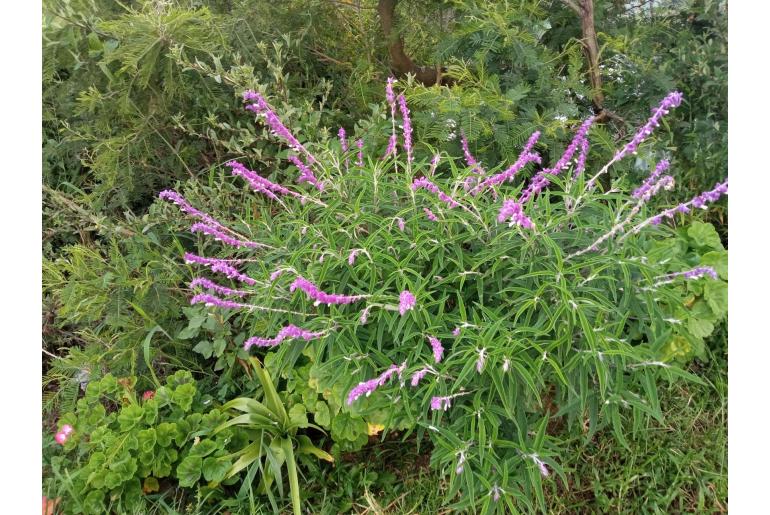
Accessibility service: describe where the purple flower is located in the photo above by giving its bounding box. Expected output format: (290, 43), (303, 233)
(244, 324), (325, 349)
(290, 276), (366, 305)
(338, 127), (348, 152)
(429, 154), (440, 176)
(395, 217), (406, 231)
(243, 90), (318, 164)
(227, 161), (298, 200)
(476, 348), (487, 373)
(461, 132), (485, 176)
(412, 177), (460, 208)
(427, 336), (444, 363)
(636, 179), (727, 232)
(452, 327), (460, 337)
(410, 367), (431, 387)
(529, 454), (550, 477)
(288, 155), (324, 191)
(385, 77), (396, 114)
(399, 290), (416, 315)
(431, 392), (468, 411)
(490, 484), (503, 502)
(356, 138), (364, 167)
(190, 223), (265, 249)
(398, 94), (413, 163)
(497, 199), (534, 229)
(633, 159), (671, 199)
(455, 450), (466, 475)
(159, 190), (229, 230)
(269, 268), (285, 282)
(184, 253), (257, 285)
(659, 266), (719, 283)
(347, 361), (407, 405)
(470, 153), (541, 196)
(382, 133), (398, 160)
(423, 208), (439, 222)
(519, 117), (594, 203)
(189, 277), (249, 297)
(191, 293), (245, 310)
(574, 136), (590, 177)
(430, 395), (453, 411)
(615, 91), (684, 160)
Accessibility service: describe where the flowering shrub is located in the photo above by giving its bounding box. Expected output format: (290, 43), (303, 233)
(158, 84), (726, 512)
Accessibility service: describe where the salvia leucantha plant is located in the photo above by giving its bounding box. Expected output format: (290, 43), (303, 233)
(158, 81), (727, 513)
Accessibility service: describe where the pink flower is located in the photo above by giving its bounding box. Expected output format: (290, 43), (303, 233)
(399, 290), (416, 315)
(427, 336), (444, 363)
(142, 390), (156, 401)
(423, 208), (439, 222)
(54, 424), (73, 445)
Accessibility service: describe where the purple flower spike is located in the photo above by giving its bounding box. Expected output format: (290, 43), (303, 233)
(529, 454), (550, 478)
(470, 153), (541, 197)
(382, 133), (398, 160)
(411, 368), (430, 387)
(184, 253), (257, 285)
(430, 395), (453, 411)
(452, 327), (461, 337)
(682, 266), (719, 280)
(476, 348), (487, 373)
(423, 208), (439, 222)
(633, 159), (671, 199)
(398, 94), (413, 163)
(227, 161), (300, 200)
(497, 199), (534, 229)
(461, 132), (485, 176)
(190, 277), (249, 297)
(615, 91), (684, 161)
(191, 293), (245, 310)
(347, 361), (407, 405)
(399, 290), (416, 315)
(289, 276), (366, 305)
(159, 190), (229, 230)
(395, 217), (406, 231)
(243, 90), (318, 164)
(244, 324), (325, 350)
(427, 336), (444, 363)
(412, 177), (460, 208)
(518, 117), (594, 203)
(385, 77), (396, 114)
(338, 127), (348, 152)
(190, 223), (265, 249)
(633, 179), (727, 234)
(288, 155), (324, 191)
(574, 136), (590, 177)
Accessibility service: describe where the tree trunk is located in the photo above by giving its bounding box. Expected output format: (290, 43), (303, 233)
(377, 0), (446, 86)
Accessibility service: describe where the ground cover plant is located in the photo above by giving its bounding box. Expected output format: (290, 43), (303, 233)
(146, 81), (726, 512)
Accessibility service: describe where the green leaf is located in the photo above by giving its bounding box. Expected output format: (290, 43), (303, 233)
(172, 383), (196, 412)
(687, 221), (722, 250)
(189, 439), (218, 458)
(137, 427), (157, 453)
(117, 404), (144, 431)
(313, 401), (331, 427)
(202, 456), (231, 483)
(704, 281), (728, 317)
(176, 456), (202, 487)
(192, 340), (213, 359)
(688, 317), (714, 338)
